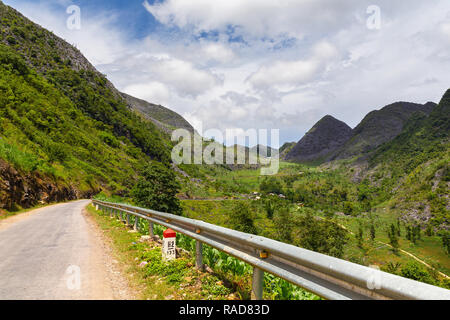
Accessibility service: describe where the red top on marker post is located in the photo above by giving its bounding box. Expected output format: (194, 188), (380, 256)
(163, 228), (176, 238)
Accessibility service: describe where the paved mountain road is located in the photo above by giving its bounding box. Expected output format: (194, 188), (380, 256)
(0, 200), (134, 300)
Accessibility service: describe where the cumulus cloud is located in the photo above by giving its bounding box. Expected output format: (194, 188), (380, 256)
(143, 0), (358, 40)
(6, 0), (450, 145)
(201, 43), (236, 64)
(153, 56), (221, 97)
(123, 82), (171, 106)
(247, 42), (338, 90)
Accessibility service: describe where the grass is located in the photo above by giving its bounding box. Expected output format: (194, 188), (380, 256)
(89, 202), (320, 300)
(179, 162), (450, 288)
(86, 203), (237, 300)
(329, 208), (450, 277)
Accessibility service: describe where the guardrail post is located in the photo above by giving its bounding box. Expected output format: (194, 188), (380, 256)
(109, 207), (113, 218)
(126, 214), (130, 227)
(195, 240), (204, 270)
(251, 267), (264, 300)
(149, 222), (154, 237)
(134, 216), (139, 231)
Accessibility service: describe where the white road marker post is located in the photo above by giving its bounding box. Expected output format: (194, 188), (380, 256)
(162, 228), (177, 261)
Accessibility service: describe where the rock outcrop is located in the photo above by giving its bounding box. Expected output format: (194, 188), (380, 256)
(285, 115), (352, 162)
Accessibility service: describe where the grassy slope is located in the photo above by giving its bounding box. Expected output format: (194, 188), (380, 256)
(368, 90), (450, 229)
(0, 2), (172, 207)
(0, 46), (145, 193)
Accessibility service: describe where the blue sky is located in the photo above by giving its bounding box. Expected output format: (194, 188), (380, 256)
(4, 0), (450, 146)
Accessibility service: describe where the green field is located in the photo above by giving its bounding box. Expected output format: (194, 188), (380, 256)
(177, 160), (449, 288)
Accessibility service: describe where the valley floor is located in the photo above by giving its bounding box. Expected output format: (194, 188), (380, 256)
(178, 161), (450, 286)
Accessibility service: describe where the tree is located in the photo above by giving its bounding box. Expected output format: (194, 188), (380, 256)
(295, 212), (348, 258)
(229, 202), (257, 235)
(370, 222), (376, 241)
(414, 225), (421, 241)
(425, 225), (434, 237)
(274, 207), (293, 243)
(400, 262), (435, 285)
(406, 225), (412, 241)
(442, 231), (450, 255)
(343, 201), (355, 215)
(259, 177), (283, 195)
(396, 218), (401, 237)
(388, 224), (399, 254)
(357, 223), (364, 248)
(131, 162), (182, 215)
(264, 199), (276, 219)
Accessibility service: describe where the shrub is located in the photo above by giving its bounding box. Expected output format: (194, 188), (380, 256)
(400, 262), (435, 285)
(0, 44), (29, 75)
(294, 212), (348, 258)
(260, 177), (283, 194)
(131, 162), (182, 215)
(6, 36), (16, 45)
(229, 202), (257, 234)
(47, 142), (69, 163)
(274, 207), (293, 243)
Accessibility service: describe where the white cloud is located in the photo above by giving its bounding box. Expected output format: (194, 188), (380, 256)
(143, 0), (358, 39)
(152, 56), (221, 97)
(123, 82), (171, 106)
(247, 42), (338, 90)
(5, 1), (128, 66)
(5, 0), (450, 145)
(201, 43), (235, 64)
(440, 22), (450, 37)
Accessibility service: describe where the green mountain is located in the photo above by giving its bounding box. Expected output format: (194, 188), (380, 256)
(331, 101), (436, 161)
(121, 92), (195, 135)
(283, 91), (448, 229)
(249, 144), (278, 158)
(365, 91), (449, 229)
(0, 1), (175, 210)
(285, 115), (352, 163)
(286, 101), (437, 164)
(279, 142), (296, 157)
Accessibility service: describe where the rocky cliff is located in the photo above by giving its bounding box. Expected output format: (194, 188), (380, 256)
(285, 115), (353, 162)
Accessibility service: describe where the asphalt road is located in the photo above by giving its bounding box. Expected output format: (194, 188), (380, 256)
(0, 200), (125, 300)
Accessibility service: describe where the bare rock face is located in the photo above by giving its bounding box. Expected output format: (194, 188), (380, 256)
(285, 115), (352, 163)
(331, 101), (436, 160)
(285, 101), (438, 164)
(0, 159), (93, 210)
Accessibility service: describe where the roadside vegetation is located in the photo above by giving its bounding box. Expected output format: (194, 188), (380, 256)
(96, 153), (449, 298)
(87, 203), (319, 300)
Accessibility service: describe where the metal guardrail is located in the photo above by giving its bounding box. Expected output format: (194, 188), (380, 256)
(93, 200), (450, 300)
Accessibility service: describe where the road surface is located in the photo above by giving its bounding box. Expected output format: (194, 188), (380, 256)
(0, 200), (134, 300)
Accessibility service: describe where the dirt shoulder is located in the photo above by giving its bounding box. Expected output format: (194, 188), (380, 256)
(82, 207), (138, 300)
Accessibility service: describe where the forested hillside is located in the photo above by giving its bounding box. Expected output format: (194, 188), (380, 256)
(0, 2), (174, 210)
(366, 90), (450, 229)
